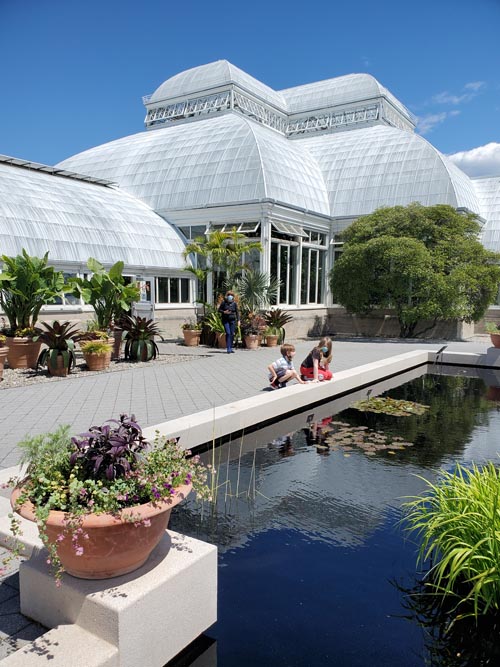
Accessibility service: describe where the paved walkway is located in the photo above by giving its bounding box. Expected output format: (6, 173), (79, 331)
(0, 335), (490, 469)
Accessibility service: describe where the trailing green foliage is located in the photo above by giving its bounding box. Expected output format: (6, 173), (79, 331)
(80, 340), (112, 355)
(404, 462), (500, 620)
(70, 258), (140, 330)
(0, 250), (66, 331)
(330, 204), (500, 337)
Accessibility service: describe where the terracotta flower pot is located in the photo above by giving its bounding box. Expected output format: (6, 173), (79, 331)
(244, 334), (259, 350)
(265, 335), (279, 347)
(490, 334), (500, 349)
(183, 329), (201, 347)
(47, 354), (70, 377)
(0, 347), (7, 380)
(83, 351), (111, 371)
(216, 332), (226, 349)
(11, 483), (191, 580)
(5, 337), (42, 369)
(111, 329), (123, 360)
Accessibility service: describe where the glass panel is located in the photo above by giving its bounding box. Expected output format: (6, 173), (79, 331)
(245, 247), (261, 273)
(169, 278), (179, 303)
(309, 251), (318, 302)
(301, 248), (309, 304)
(158, 277), (169, 303)
(318, 250), (325, 303)
(270, 242), (278, 306)
(279, 245), (288, 303)
(180, 278), (190, 303)
(289, 245), (297, 305)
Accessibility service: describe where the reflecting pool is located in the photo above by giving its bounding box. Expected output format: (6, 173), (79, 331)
(169, 366), (500, 666)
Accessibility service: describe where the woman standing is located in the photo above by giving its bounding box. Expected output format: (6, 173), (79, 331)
(218, 291), (240, 354)
(299, 337), (333, 382)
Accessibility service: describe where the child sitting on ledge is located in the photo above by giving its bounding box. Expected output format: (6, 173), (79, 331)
(267, 344), (306, 390)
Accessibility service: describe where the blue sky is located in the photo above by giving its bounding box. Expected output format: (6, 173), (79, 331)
(1, 0), (499, 175)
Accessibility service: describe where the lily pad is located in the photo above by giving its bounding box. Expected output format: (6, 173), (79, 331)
(350, 396), (430, 417)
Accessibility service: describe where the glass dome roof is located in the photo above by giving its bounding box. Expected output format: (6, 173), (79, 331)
(0, 161), (187, 271)
(298, 125), (479, 217)
(57, 114), (330, 216)
(474, 177), (500, 252)
(148, 60), (287, 110)
(280, 73), (414, 122)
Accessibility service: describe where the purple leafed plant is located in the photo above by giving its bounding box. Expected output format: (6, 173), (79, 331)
(70, 413), (148, 481)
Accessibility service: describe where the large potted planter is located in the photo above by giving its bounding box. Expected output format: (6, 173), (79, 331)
(0, 335), (7, 380)
(9, 414), (210, 581)
(182, 321), (202, 347)
(485, 323), (500, 348)
(264, 327), (279, 347)
(244, 334), (259, 350)
(0, 250), (66, 368)
(80, 340), (113, 371)
(34, 321), (83, 377)
(5, 334), (42, 369)
(122, 316), (161, 361)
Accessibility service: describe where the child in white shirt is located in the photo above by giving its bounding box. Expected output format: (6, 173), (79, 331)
(267, 344), (306, 389)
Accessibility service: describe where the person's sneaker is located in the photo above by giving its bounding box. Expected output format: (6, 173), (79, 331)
(278, 382), (287, 389)
(270, 379), (280, 389)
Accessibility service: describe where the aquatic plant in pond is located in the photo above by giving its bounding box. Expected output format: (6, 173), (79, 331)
(350, 396), (430, 417)
(404, 462), (500, 620)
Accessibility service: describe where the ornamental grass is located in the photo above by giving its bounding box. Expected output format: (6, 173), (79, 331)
(404, 462), (500, 621)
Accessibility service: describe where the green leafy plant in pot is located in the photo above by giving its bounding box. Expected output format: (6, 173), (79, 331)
(9, 414), (212, 581)
(34, 320), (83, 377)
(70, 258), (140, 331)
(264, 308), (293, 344)
(122, 315), (161, 361)
(0, 250), (67, 368)
(80, 339), (113, 371)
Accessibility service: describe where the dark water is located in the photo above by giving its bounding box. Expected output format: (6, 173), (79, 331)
(169, 365), (500, 666)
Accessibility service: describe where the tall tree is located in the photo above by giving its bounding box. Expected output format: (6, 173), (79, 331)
(330, 204), (500, 338)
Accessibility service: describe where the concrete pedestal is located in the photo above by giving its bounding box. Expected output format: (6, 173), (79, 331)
(6, 531), (217, 667)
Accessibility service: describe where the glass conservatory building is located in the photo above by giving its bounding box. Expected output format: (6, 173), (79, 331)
(1, 60), (500, 333)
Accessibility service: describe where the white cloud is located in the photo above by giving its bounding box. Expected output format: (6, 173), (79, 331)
(431, 81), (485, 106)
(417, 110), (460, 135)
(448, 142), (500, 177)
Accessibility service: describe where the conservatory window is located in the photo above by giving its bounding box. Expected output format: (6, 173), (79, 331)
(301, 248), (325, 304)
(157, 277), (191, 304)
(270, 241), (297, 305)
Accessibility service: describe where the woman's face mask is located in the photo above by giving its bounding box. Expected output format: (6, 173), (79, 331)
(227, 295), (234, 302)
(321, 346), (329, 354)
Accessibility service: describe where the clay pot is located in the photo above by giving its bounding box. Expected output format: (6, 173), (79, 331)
(112, 329), (123, 360)
(0, 347), (7, 380)
(83, 351), (110, 371)
(265, 335), (279, 347)
(5, 337), (42, 369)
(490, 334), (500, 349)
(11, 483), (191, 579)
(244, 334), (259, 350)
(183, 329), (201, 347)
(216, 332), (226, 349)
(47, 354), (70, 377)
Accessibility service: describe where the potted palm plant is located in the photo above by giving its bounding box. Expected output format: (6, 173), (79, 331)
(122, 315), (161, 361)
(80, 339), (113, 371)
(181, 319), (202, 347)
(0, 250), (66, 369)
(9, 414), (211, 581)
(34, 320), (83, 377)
(203, 309), (226, 348)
